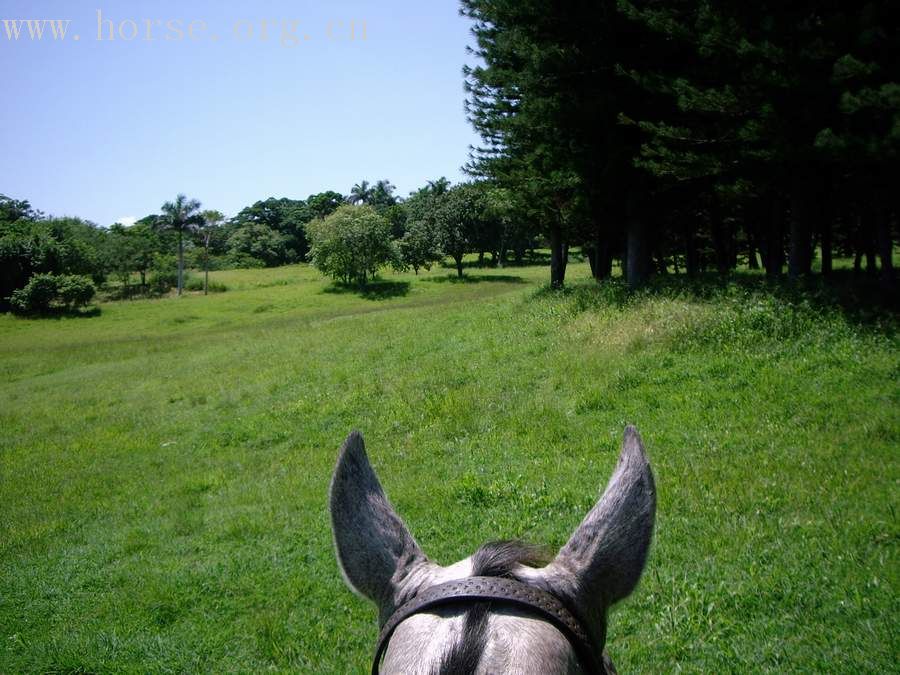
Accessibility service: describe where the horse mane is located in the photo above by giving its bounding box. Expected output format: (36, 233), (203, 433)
(432, 540), (549, 674)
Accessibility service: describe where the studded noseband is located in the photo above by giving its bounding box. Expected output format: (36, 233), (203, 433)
(372, 575), (609, 674)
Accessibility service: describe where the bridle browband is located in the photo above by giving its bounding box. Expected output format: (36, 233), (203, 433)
(372, 575), (608, 675)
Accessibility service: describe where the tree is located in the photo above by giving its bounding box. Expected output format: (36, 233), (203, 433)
(435, 184), (480, 278)
(0, 194), (41, 223)
(426, 177), (451, 196)
(371, 179), (398, 209)
(307, 191), (345, 220)
(159, 194), (203, 296)
(229, 197), (310, 263)
(106, 222), (158, 294)
(461, 1), (900, 288)
(400, 219), (442, 274)
(461, 0), (630, 287)
(305, 205), (402, 285)
(348, 180), (373, 205)
(200, 210), (225, 295)
(1, 210), (107, 309)
(226, 222), (289, 267)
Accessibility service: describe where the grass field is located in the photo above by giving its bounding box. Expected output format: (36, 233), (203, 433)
(1, 260), (897, 673)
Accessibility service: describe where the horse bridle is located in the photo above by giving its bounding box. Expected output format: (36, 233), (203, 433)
(372, 575), (611, 674)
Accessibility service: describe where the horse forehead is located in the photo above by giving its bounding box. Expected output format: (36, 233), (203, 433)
(481, 611), (583, 673)
(383, 609), (581, 675)
(403, 556), (474, 592)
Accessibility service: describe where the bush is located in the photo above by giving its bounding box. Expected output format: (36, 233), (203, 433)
(226, 252), (266, 269)
(9, 273), (95, 314)
(184, 277), (227, 293)
(148, 254), (189, 293)
(57, 275), (96, 308)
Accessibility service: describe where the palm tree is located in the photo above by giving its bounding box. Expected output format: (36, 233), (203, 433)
(200, 209), (225, 295)
(427, 177), (451, 196)
(372, 179), (397, 207)
(160, 194), (203, 296)
(348, 180), (373, 205)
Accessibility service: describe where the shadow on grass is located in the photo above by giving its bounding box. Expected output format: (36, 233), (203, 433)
(536, 269), (897, 334)
(438, 251), (554, 270)
(10, 306), (102, 320)
(322, 279), (411, 300)
(423, 273), (526, 285)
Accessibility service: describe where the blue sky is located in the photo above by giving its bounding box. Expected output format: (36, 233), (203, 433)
(1, 0), (481, 225)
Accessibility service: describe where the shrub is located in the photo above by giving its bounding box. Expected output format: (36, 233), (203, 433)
(400, 219), (443, 274)
(226, 252), (266, 269)
(9, 273), (95, 314)
(56, 275), (96, 308)
(148, 254), (189, 293)
(184, 277), (227, 293)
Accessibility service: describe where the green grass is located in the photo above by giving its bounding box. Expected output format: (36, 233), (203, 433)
(1, 261), (897, 673)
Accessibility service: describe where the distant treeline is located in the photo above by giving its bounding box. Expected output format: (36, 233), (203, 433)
(460, 1), (898, 288)
(0, 179), (546, 311)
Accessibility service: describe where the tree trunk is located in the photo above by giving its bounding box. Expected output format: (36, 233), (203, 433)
(177, 230), (184, 295)
(876, 208), (894, 288)
(764, 195), (785, 279)
(586, 243), (597, 277)
(862, 209), (877, 276)
(597, 238), (612, 280)
(586, 221), (613, 281)
(747, 224), (760, 270)
(866, 247), (877, 275)
(820, 214), (832, 277)
(654, 248), (668, 275)
(455, 255), (464, 278)
(514, 243), (524, 265)
(710, 199), (732, 276)
(204, 240), (210, 295)
(626, 213), (650, 288)
(684, 220), (698, 278)
(626, 219), (650, 288)
(789, 186), (812, 279)
(549, 222), (566, 288)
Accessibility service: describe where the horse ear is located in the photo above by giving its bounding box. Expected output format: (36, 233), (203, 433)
(329, 431), (429, 618)
(545, 426), (656, 610)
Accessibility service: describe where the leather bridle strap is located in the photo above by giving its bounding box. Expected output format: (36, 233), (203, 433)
(371, 575), (606, 675)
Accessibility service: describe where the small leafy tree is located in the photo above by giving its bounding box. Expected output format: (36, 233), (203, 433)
(306, 205), (401, 285)
(435, 185), (480, 278)
(400, 219), (442, 274)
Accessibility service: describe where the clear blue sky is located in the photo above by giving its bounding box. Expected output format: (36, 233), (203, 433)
(1, 0), (480, 225)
